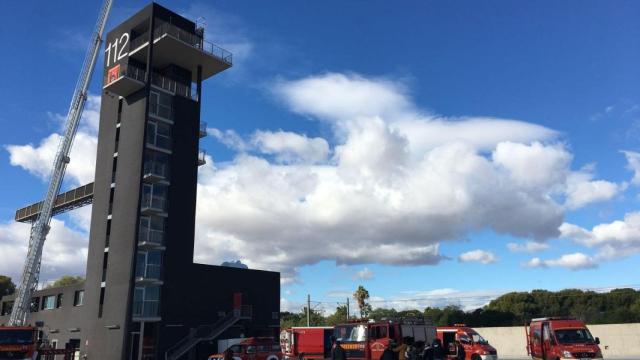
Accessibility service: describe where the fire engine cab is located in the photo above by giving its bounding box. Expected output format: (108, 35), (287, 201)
(0, 323), (76, 360)
(526, 317), (603, 360)
(209, 337), (282, 360)
(333, 318), (437, 360)
(436, 325), (497, 360)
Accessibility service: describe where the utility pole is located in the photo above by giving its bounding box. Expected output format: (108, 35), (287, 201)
(307, 294), (311, 326)
(346, 297), (350, 321)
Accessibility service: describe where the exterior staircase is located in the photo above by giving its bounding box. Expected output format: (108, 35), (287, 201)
(165, 306), (252, 360)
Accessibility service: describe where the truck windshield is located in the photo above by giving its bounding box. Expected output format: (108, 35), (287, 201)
(335, 325), (367, 342)
(0, 330), (34, 344)
(468, 332), (488, 345)
(554, 329), (595, 344)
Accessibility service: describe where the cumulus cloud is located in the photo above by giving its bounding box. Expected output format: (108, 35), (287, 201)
(0, 217), (88, 283)
(353, 267), (374, 280)
(2, 74), (626, 284)
(507, 241), (549, 253)
(525, 253), (597, 270)
(622, 150), (640, 185)
(5, 95), (100, 187)
(192, 72), (624, 282)
(559, 212), (640, 260)
(564, 166), (622, 209)
(458, 250), (498, 264)
(252, 130), (330, 164)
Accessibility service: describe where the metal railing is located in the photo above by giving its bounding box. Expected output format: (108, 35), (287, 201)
(198, 150), (206, 166)
(132, 300), (159, 318)
(141, 195), (167, 212)
(143, 160), (169, 179)
(135, 263), (161, 280)
(199, 122), (207, 138)
(104, 63), (146, 86)
(155, 21), (233, 65)
(129, 21), (233, 66)
(146, 134), (172, 152)
(151, 72), (197, 101)
(138, 227), (164, 245)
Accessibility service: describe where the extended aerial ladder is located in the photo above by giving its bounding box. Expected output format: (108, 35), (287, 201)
(8, 0), (113, 326)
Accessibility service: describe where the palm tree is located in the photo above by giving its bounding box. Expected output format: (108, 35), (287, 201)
(354, 285), (372, 318)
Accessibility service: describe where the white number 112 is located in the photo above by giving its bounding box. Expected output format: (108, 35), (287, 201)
(105, 33), (130, 67)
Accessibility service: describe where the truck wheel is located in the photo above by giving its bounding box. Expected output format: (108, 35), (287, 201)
(471, 355), (481, 360)
(298, 354), (304, 360)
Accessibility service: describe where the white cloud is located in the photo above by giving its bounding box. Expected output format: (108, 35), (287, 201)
(252, 130), (329, 164)
(507, 241), (549, 253)
(525, 253), (597, 270)
(564, 166), (622, 209)
(458, 250), (498, 264)
(492, 141), (571, 190)
(208, 128), (248, 152)
(274, 73), (413, 123)
(353, 267), (374, 280)
(5, 95), (100, 187)
(370, 288), (508, 312)
(0, 218), (88, 283)
(622, 150), (640, 185)
(193, 72), (626, 282)
(559, 212), (640, 260)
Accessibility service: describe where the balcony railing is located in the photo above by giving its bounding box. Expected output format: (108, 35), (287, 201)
(199, 122), (207, 138)
(151, 72), (197, 101)
(104, 63), (146, 87)
(131, 21), (233, 65)
(138, 227), (164, 246)
(140, 195), (167, 214)
(135, 263), (162, 280)
(132, 300), (160, 319)
(143, 161), (169, 182)
(198, 150), (206, 166)
(146, 135), (172, 152)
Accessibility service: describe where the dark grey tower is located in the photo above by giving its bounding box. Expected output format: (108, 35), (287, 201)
(83, 4), (280, 359)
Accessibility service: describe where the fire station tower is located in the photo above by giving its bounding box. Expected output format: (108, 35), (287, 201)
(82, 3), (280, 359)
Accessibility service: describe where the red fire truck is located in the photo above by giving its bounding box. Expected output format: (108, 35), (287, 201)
(280, 327), (334, 360)
(436, 325), (497, 360)
(333, 319), (436, 360)
(526, 317), (603, 360)
(0, 324), (75, 360)
(209, 337), (282, 360)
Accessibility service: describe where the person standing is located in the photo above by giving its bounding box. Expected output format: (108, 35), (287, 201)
(393, 339), (408, 360)
(431, 339), (444, 360)
(455, 341), (466, 360)
(381, 342), (396, 360)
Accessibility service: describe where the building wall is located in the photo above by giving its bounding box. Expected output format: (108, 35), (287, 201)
(160, 264), (280, 358)
(0, 283), (86, 350)
(473, 323), (640, 359)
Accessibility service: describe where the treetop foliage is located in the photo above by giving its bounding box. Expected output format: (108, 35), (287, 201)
(281, 288), (640, 329)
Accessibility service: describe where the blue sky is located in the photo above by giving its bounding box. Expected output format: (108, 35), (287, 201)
(1, 0), (640, 314)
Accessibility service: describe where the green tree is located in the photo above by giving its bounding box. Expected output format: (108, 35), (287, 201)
(370, 307), (398, 321)
(0, 275), (16, 297)
(326, 305), (349, 325)
(354, 286), (372, 318)
(47, 276), (85, 288)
